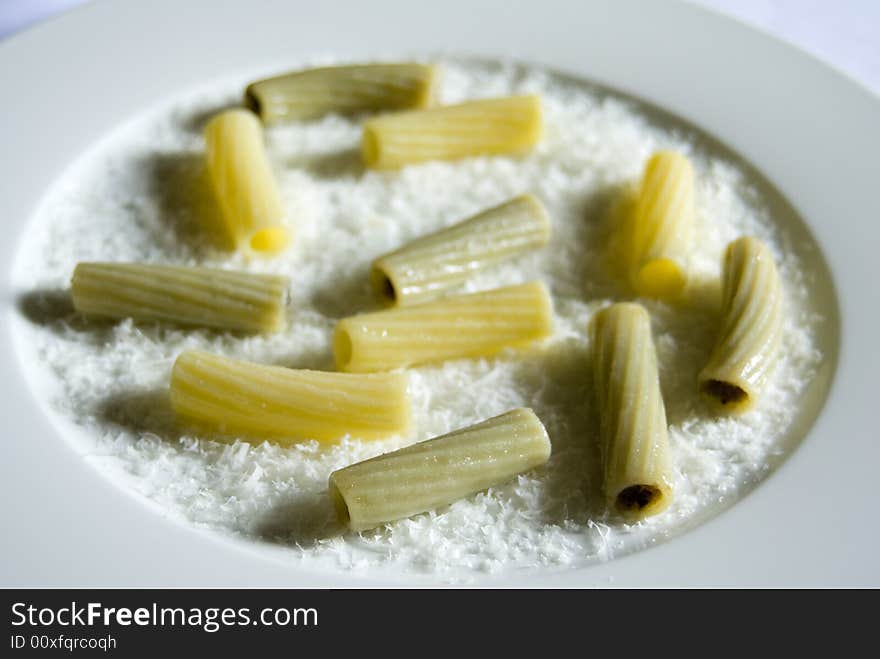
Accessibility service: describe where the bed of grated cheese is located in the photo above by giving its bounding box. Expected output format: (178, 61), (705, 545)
(10, 58), (826, 581)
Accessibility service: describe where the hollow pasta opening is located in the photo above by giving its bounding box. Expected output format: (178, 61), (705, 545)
(616, 485), (664, 515)
(328, 480), (351, 526)
(378, 275), (396, 303)
(250, 226), (289, 253)
(243, 85), (261, 116)
(333, 327), (353, 370)
(361, 127), (380, 167)
(702, 379), (749, 407)
(634, 258), (686, 299)
(370, 265), (398, 304)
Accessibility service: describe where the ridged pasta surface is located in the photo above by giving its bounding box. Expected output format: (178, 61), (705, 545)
(699, 236), (783, 413)
(204, 109), (288, 253)
(246, 63), (438, 122)
(362, 95), (542, 169)
(170, 350), (411, 444)
(591, 303), (672, 519)
(372, 194), (550, 305)
(629, 151), (695, 299)
(334, 281), (553, 372)
(329, 408), (551, 531)
(71, 262), (288, 332)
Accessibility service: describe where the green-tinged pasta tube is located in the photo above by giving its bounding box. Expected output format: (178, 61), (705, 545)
(245, 63), (439, 123)
(372, 194), (551, 306)
(333, 281), (553, 372)
(170, 350), (410, 445)
(699, 236), (783, 413)
(71, 262), (287, 332)
(362, 95), (543, 169)
(329, 407), (551, 532)
(628, 151), (695, 300)
(591, 303), (672, 520)
(204, 109), (288, 254)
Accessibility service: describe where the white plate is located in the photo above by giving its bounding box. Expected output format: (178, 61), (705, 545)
(1, 0), (877, 586)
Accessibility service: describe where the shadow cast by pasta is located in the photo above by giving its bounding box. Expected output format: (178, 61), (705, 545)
(268, 349), (336, 372)
(144, 152), (233, 252)
(15, 289), (124, 343)
(591, 183), (639, 300)
(96, 388), (178, 443)
(252, 493), (345, 549)
(308, 263), (379, 319)
(562, 271), (726, 434)
(17, 289), (77, 326)
(576, 177), (728, 426)
(289, 148), (364, 180)
(551, 182), (633, 302)
(651, 273), (725, 427)
(511, 341), (606, 527)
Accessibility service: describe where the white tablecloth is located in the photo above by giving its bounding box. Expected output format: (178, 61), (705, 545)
(1, 0), (877, 94)
(694, 0), (879, 93)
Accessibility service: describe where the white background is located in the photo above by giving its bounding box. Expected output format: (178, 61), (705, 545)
(1, 0), (878, 94)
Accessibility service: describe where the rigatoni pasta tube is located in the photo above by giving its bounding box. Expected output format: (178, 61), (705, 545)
(628, 151), (695, 299)
(170, 350), (410, 444)
(71, 262), (287, 332)
(204, 109), (288, 254)
(372, 194), (551, 306)
(591, 303), (672, 519)
(333, 281), (553, 372)
(699, 236), (783, 413)
(245, 63), (439, 123)
(362, 95), (542, 169)
(329, 407), (551, 532)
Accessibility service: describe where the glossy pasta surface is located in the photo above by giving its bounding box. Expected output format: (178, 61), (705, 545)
(372, 194), (550, 306)
(170, 350), (411, 444)
(334, 281), (553, 372)
(591, 303), (672, 519)
(204, 109), (288, 254)
(362, 95), (542, 169)
(71, 262), (288, 332)
(628, 151), (695, 300)
(245, 63), (438, 122)
(699, 236), (783, 413)
(329, 407), (551, 532)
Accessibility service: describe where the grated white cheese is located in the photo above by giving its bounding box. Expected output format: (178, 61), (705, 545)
(11, 59), (827, 581)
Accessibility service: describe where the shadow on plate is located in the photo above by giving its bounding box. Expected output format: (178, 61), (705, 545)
(253, 493), (345, 548)
(572, 177), (727, 427)
(308, 263), (379, 319)
(287, 147), (365, 180)
(15, 289), (125, 345)
(511, 341), (607, 527)
(143, 151), (233, 253)
(268, 348), (336, 373)
(96, 388), (179, 443)
(17, 289), (77, 326)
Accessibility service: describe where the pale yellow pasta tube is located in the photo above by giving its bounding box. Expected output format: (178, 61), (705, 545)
(329, 407), (551, 532)
(333, 281), (553, 372)
(628, 151), (695, 300)
(699, 236), (783, 413)
(591, 303), (672, 519)
(372, 194), (551, 306)
(245, 63), (439, 123)
(204, 109), (288, 254)
(362, 95), (543, 169)
(170, 350), (410, 444)
(71, 263), (287, 332)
